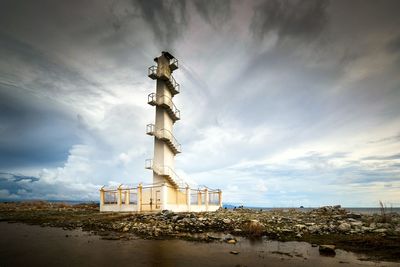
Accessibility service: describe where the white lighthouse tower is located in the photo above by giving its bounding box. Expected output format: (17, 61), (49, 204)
(145, 51), (186, 188)
(99, 52), (222, 212)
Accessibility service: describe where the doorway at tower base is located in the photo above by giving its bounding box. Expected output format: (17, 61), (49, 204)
(99, 183), (222, 213)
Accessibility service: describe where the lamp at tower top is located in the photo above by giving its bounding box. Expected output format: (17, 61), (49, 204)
(154, 51), (179, 72)
(148, 51), (180, 95)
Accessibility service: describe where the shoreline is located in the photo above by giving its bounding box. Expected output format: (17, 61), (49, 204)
(0, 202), (399, 263)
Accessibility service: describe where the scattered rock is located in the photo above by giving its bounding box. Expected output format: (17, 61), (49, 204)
(347, 213), (362, 219)
(373, 229), (387, 233)
(101, 236), (121, 240)
(308, 225), (320, 233)
(206, 233), (220, 240)
(319, 245), (336, 256)
(223, 218), (231, 224)
(223, 234), (235, 241)
(350, 222), (363, 228)
(338, 223), (351, 232)
(295, 224), (306, 230)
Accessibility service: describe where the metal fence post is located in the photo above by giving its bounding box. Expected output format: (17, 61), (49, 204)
(205, 188), (209, 211)
(218, 190), (222, 207)
(125, 189), (130, 205)
(138, 183), (143, 212)
(117, 185), (122, 206)
(197, 190), (201, 206)
(186, 186), (190, 212)
(99, 187), (105, 211)
(161, 183), (168, 210)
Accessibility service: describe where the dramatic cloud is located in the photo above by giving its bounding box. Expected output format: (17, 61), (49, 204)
(0, 0), (399, 206)
(0, 84), (79, 168)
(193, 0), (232, 28)
(250, 0), (329, 40)
(132, 0), (188, 48)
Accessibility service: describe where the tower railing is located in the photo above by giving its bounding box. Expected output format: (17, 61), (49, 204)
(148, 93), (180, 121)
(147, 66), (180, 95)
(145, 159), (187, 188)
(148, 66), (158, 79)
(166, 75), (180, 95)
(169, 58), (178, 71)
(146, 124), (181, 153)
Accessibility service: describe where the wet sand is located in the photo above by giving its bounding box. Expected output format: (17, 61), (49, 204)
(0, 222), (398, 267)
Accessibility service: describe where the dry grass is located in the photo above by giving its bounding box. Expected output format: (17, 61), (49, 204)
(379, 200), (392, 223)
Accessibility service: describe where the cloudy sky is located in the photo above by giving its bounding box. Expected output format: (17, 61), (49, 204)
(1, 0), (399, 207)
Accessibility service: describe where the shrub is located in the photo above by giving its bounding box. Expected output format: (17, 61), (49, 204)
(242, 220), (264, 237)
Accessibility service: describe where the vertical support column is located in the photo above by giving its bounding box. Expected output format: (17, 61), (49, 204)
(117, 185), (122, 206)
(138, 183), (143, 212)
(197, 190), (201, 206)
(126, 189), (130, 205)
(186, 186), (190, 212)
(161, 183), (168, 210)
(205, 188), (209, 211)
(176, 186), (178, 206)
(99, 187), (105, 211)
(218, 190), (222, 208)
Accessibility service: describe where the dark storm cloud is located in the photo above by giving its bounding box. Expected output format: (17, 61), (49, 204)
(387, 35), (400, 53)
(250, 0), (330, 40)
(0, 31), (111, 169)
(0, 172), (39, 183)
(0, 172), (38, 196)
(0, 32), (111, 99)
(132, 0), (188, 48)
(193, 0), (231, 28)
(128, 0), (232, 48)
(0, 86), (79, 168)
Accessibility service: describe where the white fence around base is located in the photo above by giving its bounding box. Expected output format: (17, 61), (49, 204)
(100, 184), (222, 212)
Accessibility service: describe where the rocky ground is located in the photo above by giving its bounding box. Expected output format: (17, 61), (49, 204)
(0, 202), (399, 262)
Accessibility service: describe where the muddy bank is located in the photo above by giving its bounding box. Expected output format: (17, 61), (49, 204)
(0, 202), (399, 262)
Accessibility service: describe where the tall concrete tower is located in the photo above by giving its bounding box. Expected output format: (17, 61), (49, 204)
(146, 52), (186, 188)
(100, 51), (222, 212)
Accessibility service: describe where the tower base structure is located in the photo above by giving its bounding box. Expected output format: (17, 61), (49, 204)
(99, 183), (222, 213)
